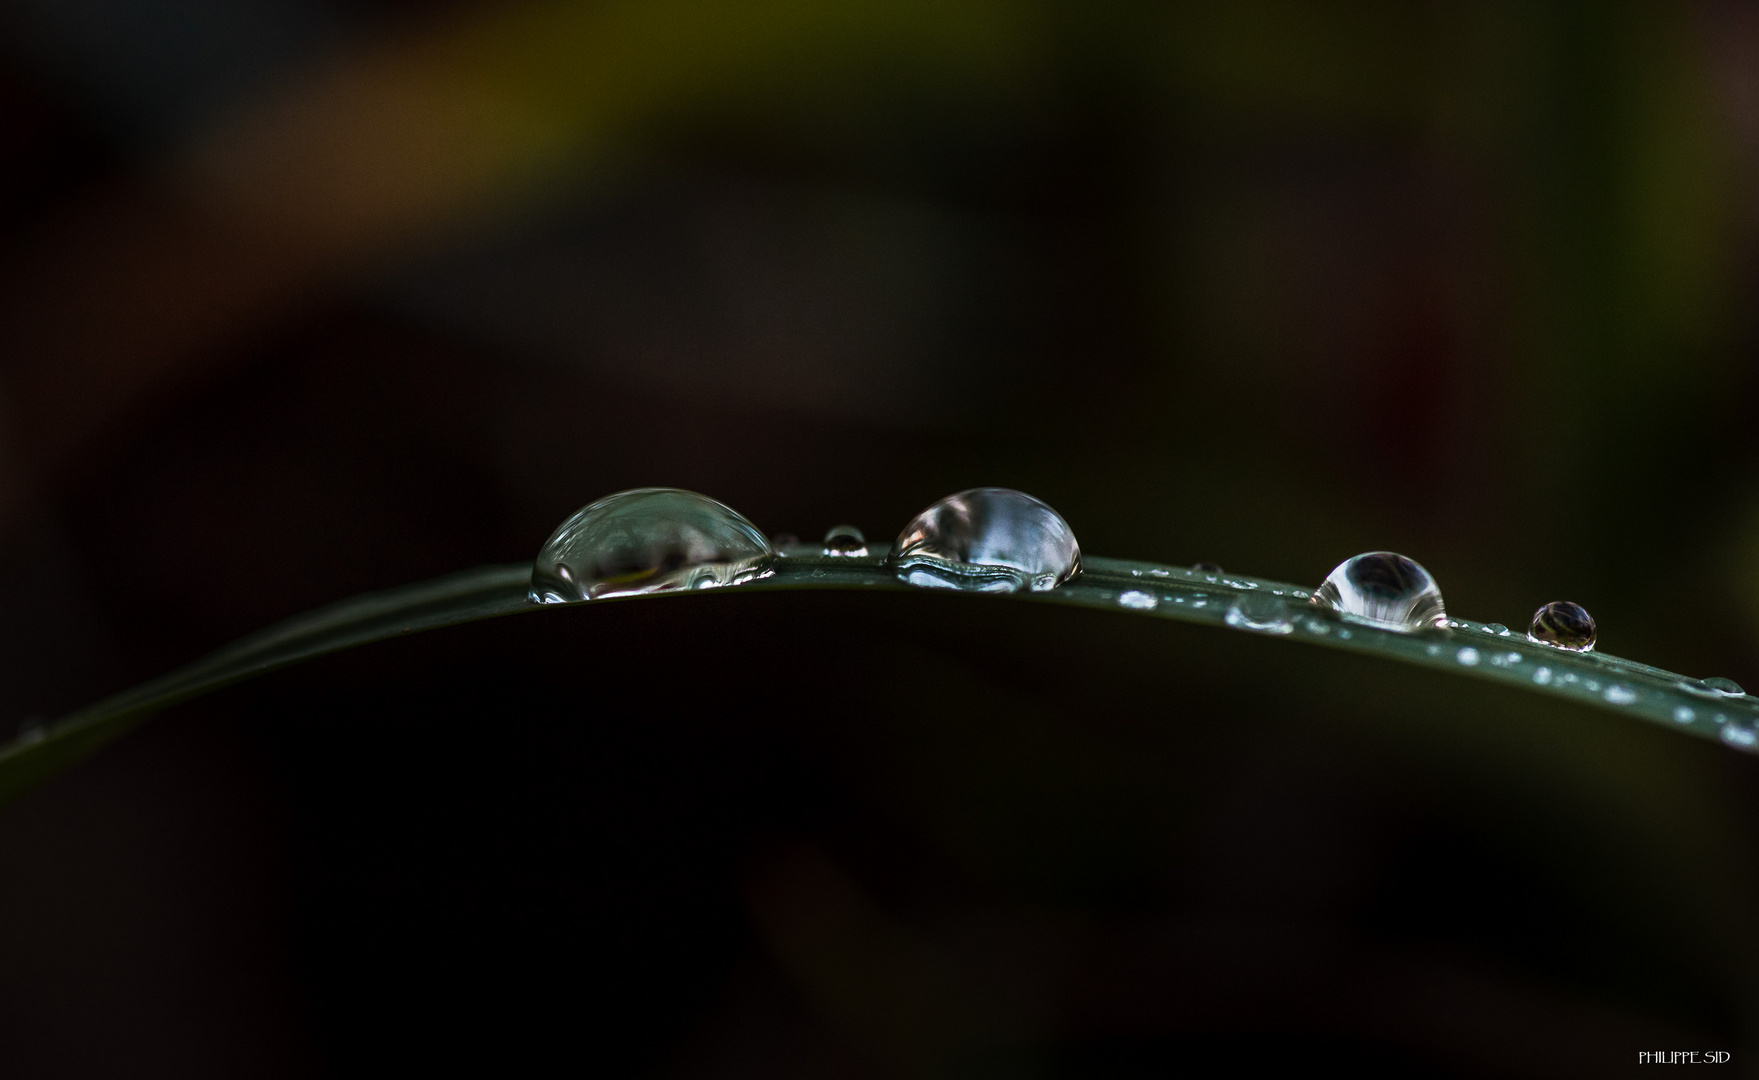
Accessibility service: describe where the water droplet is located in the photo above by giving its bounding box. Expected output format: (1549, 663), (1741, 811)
(1604, 685), (1636, 705)
(1312, 552), (1446, 632)
(1193, 562), (1222, 575)
(1682, 676), (1746, 699)
(1306, 618), (1331, 635)
(1148, 568), (1171, 578)
(1527, 601), (1596, 652)
(529, 488), (772, 603)
(1456, 647), (1480, 666)
(1584, 679), (1600, 692)
(822, 524), (869, 557)
(1426, 643), (1443, 656)
(890, 488), (1080, 593)
(1486, 623), (1509, 636)
(1721, 724), (1757, 751)
(1673, 706), (1695, 724)
(1118, 590), (1157, 610)
(1533, 667), (1553, 685)
(1489, 650), (1522, 667)
(1225, 592), (1292, 635)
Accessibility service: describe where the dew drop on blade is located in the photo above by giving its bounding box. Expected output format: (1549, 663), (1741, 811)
(1721, 724), (1758, 752)
(1682, 675), (1746, 699)
(1485, 623), (1509, 636)
(889, 488), (1080, 593)
(1118, 590), (1157, 610)
(1527, 601), (1595, 652)
(1225, 591), (1292, 635)
(1311, 552), (1446, 632)
(529, 488), (772, 603)
(822, 524), (869, 557)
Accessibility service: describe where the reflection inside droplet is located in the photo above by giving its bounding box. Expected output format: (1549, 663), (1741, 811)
(1527, 601), (1596, 652)
(1311, 552), (1446, 632)
(1225, 592), (1292, 634)
(822, 524), (869, 557)
(890, 488), (1080, 593)
(529, 488), (772, 603)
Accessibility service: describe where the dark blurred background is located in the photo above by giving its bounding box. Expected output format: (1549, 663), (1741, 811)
(0, 0), (1758, 1075)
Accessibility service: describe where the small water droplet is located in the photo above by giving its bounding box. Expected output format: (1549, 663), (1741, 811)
(1426, 643), (1443, 656)
(530, 488), (772, 603)
(1721, 724), (1757, 751)
(1338, 629), (1353, 639)
(1584, 679), (1600, 692)
(1119, 590), (1157, 610)
(1682, 676), (1746, 699)
(1312, 552), (1446, 632)
(1225, 592), (1292, 635)
(1604, 685), (1636, 705)
(1148, 568), (1171, 578)
(1457, 647), (1480, 666)
(1486, 623), (1509, 636)
(822, 524), (869, 557)
(1673, 706), (1695, 724)
(890, 488), (1080, 593)
(1533, 667), (1553, 685)
(1489, 650), (1523, 667)
(1527, 601), (1596, 651)
(1193, 562), (1222, 575)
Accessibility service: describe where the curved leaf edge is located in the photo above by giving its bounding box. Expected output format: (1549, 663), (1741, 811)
(3, 549), (1753, 807)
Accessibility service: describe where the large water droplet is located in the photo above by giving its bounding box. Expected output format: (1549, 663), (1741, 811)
(1225, 592), (1292, 635)
(1311, 552), (1446, 632)
(1527, 601), (1595, 652)
(889, 488), (1080, 593)
(822, 524), (869, 557)
(529, 488), (772, 603)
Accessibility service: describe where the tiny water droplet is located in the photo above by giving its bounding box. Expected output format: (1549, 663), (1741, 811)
(1527, 601), (1595, 651)
(1721, 724), (1757, 751)
(1307, 618), (1331, 635)
(1673, 706), (1695, 724)
(1426, 643), (1443, 656)
(822, 524), (869, 557)
(1486, 623), (1509, 636)
(890, 488), (1080, 593)
(1682, 676), (1746, 699)
(530, 488), (772, 603)
(1584, 679), (1600, 692)
(1489, 650), (1523, 667)
(1118, 590), (1157, 610)
(1312, 552), (1446, 632)
(1456, 647), (1480, 666)
(1533, 667), (1553, 685)
(1225, 592), (1292, 635)
(1148, 568), (1171, 578)
(1604, 685), (1636, 705)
